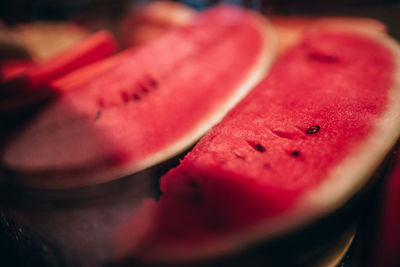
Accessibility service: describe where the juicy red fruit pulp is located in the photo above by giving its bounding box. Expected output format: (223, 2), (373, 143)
(2, 6), (271, 189)
(3, 6), (265, 175)
(133, 30), (395, 252)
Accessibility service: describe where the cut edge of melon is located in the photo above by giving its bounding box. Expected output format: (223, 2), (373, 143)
(300, 27), (400, 237)
(6, 9), (278, 190)
(270, 16), (387, 56)
(130, 28), (400, 263)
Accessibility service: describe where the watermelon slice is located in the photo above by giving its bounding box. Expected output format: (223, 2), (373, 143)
(114, 28), (400, 263)
(0, 30), (116, 98)
(1, 5), (277, 189)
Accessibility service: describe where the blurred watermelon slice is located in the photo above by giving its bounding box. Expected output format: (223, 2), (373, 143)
(1, 5), (277, 189)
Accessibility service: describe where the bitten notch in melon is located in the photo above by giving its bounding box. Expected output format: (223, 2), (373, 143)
(1, 5), (277, 189)
(114, 28), (400, 263)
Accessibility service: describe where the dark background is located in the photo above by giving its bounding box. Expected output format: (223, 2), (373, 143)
(1, 0), (399, 39)
(0, 0), (399, 21)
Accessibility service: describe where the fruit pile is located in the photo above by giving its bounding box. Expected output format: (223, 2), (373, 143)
(0, 2), (399, 266)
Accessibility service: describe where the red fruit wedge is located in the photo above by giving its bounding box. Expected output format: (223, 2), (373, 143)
(0, 30), (116, 98)
(114, 27), (400, 263)
(1, 5), (277, 189)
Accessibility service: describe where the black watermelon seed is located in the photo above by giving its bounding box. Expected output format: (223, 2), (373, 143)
(94, 110), (101, 121)
(247, 140), (266, 152)
(132, 93), (141, 101)
(256, 144), (266, 152)
(306, 125), (320, 134)
(148, 77), (159, 88)
(291, 151), (301, 157)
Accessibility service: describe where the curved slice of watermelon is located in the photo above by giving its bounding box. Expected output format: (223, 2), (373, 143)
(269, 16), (386, 56)
(116, 1), (197, 49)
(114, 28), (400, 263)
(1, 5), (277, 189)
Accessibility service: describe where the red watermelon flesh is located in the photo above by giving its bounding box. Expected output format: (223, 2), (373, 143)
(269, 16), (386, 56)
(373, 148), (400, 267)
(114, 28), (400, 263)
(0, 30), (116, 98)
(24, 30), (116, 90)
(0, 60), (35, 82)
(0, 32), (118, 115)
(49, 47), (137, 92)
(1, 5), (276, 189)
(0, 50), (131, 115)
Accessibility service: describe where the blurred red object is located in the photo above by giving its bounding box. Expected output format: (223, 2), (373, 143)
(0, 60), (34, 81)
(116, 1), (195, 49)
(0, 30), (116, 98)
(373, 149), (400, 267)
